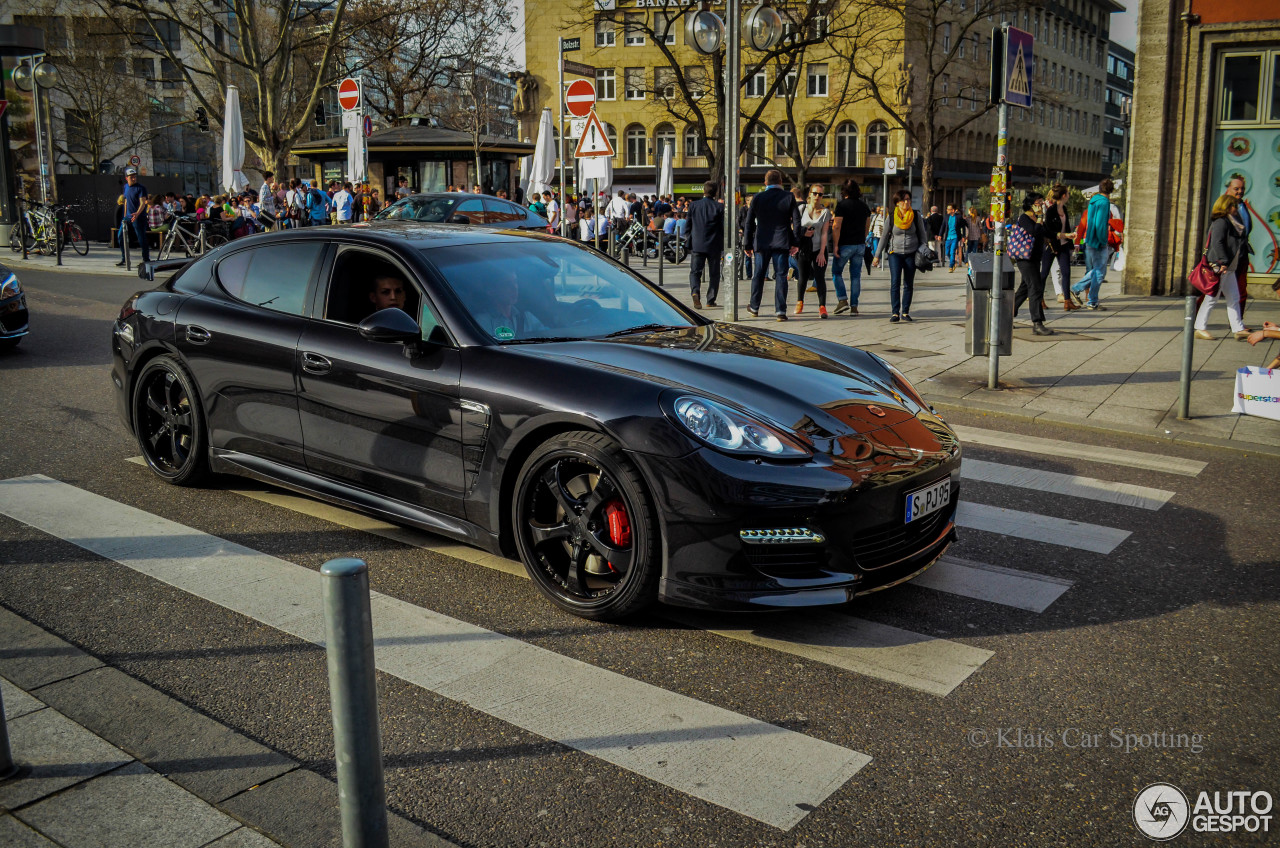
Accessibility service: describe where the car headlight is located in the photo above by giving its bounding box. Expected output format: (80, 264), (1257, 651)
(0, 273), (20, 299)
(671, 395), (811, 458)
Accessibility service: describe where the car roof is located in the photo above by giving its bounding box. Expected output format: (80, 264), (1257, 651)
(392, 192), (516, 201)
(222, 219), (548, 251)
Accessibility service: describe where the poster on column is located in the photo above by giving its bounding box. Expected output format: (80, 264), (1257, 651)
(1209, 128), (1280, 288)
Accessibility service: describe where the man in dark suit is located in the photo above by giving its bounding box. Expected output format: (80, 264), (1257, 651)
(688, 181), (724, 310)
(743, 169), (800, 320)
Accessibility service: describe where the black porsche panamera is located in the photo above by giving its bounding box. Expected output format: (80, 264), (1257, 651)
(111, 222), (961, 620)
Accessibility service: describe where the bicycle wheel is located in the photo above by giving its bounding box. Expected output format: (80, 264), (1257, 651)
(66, 223), (89, 255)
(9, 222), (34, 253)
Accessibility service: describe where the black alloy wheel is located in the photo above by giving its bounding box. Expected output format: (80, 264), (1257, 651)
(132, 355), (208, 485)
(514, 431), (659, 621)
(66, 224), (89, 256)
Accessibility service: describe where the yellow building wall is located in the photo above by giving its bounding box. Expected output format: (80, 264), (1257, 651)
(523, 2), (906, 176)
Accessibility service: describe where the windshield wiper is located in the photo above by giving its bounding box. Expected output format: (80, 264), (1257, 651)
(502, 336), (586, 344)
(599, 323), (687, 339)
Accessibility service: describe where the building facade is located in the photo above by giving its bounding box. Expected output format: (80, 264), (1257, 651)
(1102, 41), (1133, 170)
(522, 0), (1122, 205)
(1126, 0), (1279, 299)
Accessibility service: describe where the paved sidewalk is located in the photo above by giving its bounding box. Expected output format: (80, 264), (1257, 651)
(635, 256), (1280, 453)
(0, 606), (453, 848)
(12, 243), (1280, 452)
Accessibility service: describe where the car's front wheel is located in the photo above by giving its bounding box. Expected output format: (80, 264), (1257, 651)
(513, 431), (659, 621)
(132, 355), (208, 486)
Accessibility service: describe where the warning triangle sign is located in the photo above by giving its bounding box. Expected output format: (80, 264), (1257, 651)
(574, 110), (614, 158)
(1007, 44), (1030, 98)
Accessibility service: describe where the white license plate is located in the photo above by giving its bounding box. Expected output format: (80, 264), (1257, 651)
(904, 478), (951, 524)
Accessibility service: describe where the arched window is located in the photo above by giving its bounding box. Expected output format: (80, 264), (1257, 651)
(774, 122), (794, 159)
(684, 125), (703, 160)
(625, 124), (648, 167)
(805, 122), (827, 158)
(835, 121), (858, 167)
(654, 123), (676, 163)
(746, 122), (767, 165)
(867, 121), (890, 156)
(605, 123), (618, 162)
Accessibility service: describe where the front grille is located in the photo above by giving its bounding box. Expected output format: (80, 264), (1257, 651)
(742, 544), (828, 576)
(851, 506), (952, 570)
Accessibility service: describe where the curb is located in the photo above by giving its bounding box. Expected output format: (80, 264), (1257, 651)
(928, 395), (1280, 460)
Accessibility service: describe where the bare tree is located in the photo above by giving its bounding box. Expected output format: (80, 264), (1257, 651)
(93, 0), (361, 174)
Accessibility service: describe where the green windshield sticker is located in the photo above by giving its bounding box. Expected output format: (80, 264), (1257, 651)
(494, 326), (515, 341)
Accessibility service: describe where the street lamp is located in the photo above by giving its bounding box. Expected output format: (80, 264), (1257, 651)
(745, 3), (784, 51)
(685, 3), (725, 55)
(13, 55), (59, 203)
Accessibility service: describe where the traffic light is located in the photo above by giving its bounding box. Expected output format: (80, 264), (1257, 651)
(195, 107), (209, 132)
(314, 105), (326, 127)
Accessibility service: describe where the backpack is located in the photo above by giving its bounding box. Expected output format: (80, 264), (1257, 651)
(1007, 222), (1034, 260)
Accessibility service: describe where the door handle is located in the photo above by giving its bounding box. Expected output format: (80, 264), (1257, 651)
(185, 325), (211, 345)
(301, 351), (332, 375)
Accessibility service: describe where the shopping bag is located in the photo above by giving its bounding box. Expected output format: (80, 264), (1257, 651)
(1111, 246), (1126, 272)
(1233, 367), (1280, 421)
(1007, 224), (1033, 260)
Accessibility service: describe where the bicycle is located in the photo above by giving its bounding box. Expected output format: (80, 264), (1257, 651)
(158, 214), (229, 259)
(8, 202), (88, 256)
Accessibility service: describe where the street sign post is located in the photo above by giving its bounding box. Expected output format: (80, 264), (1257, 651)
(561, 37), (580, 52)
(883, 156), (898, 174)
(569, 118), (587, 138)
(128, 154), (140, 167)
(985, 24), (1034, 389)
(882, 156), (897, 210)
(562, 59), (597, 78)
(363, 115), (373, 138)
(565, 79), (596, 118)
(574, 111), (614, 158)
(556, 38), (586, 237)
(337, 77), (361, 112)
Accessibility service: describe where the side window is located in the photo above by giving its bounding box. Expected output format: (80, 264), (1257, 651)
(419, 300), (441, 340)
(324, 248), (423, 330)
(454, 198), (487, 224)
(216, 243), (322, 315)
(483, 198), (522, 224)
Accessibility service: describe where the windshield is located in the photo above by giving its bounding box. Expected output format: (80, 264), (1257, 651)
(378, 197), (460, 222)
(424, 240), (695, 343)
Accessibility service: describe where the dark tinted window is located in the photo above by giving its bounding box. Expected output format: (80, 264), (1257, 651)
(216, 242), (322, 315)
(484, 198), (524, 225)
(378, 196), (460, 222)
(454, 198), (487, 224)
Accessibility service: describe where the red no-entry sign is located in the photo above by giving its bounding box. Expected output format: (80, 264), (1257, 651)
(337, 78), (361, 111)
(565, 79), (596, 118)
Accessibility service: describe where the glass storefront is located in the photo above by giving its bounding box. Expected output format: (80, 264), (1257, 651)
(1211, 49), (1280, 282)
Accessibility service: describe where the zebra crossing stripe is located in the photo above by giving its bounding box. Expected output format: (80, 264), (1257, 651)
(913, 556), (1073, 613)
(956, 502), (1130, 554)
(951, 425), (1207, 477)
(0, 475), (869, 831)
(961, 459), (1175, 510)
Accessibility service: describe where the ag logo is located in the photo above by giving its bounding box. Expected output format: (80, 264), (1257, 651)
(1134, 783), (1189, 841)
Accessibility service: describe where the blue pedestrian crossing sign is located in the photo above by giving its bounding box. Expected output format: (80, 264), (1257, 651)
(1003, 26), (1033, 108)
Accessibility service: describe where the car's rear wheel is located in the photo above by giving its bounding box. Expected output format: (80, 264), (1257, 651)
(513, 431), (659, 621)
(132, 355), (208, 486)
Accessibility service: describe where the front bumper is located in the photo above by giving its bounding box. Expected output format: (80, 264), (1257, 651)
(641, 431), (961, 611)
(0, 290), (28, 340)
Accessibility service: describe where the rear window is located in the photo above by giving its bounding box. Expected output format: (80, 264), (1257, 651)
(216, 243), (323, 316)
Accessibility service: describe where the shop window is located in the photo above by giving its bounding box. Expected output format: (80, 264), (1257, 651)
(1220, 54), (1261, 123)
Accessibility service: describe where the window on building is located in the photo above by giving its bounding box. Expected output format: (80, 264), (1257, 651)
(1092, 114), (1100, 137)
(806, 15), (827, 40)
(15, 15), (68, 49)
(867, 121), (889, 156)
(625, 67), (645, 100)
(745, 70), (766, 98)
(625, 124), (648, 166)
(943, 23), (951, 53)
(1272, 55), (1280, 120)
(64, 110), (91, 154)
(655, 13), (677, 45)
(781, 68), (798, 96)
(624, 13), (645, 46)
(134, 57), (153, 86)
(160, 58), (181, 90)
(686, 65), (707, 100)
(595, 18), (615, 47)
(775, 122), (794, 159)
(655, 67), (676, 100)
(835, 122), (857, 167)
(154, 19), (181, 50)
(958, 34), (966, 60)
(605, 123), (618, 159)
(805, 123), (827, 158)
(684, 126), (703, 159)
(596, 68), (616, 100)
(1220, 54), (1261, 122)
(746, 122), (768, 165)
(941, 74), (949, 106)
(807, 64), (828, 97)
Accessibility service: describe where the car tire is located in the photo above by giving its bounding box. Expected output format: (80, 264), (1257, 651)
(131, 354), (209, 486)
(513, 430), (659, 621)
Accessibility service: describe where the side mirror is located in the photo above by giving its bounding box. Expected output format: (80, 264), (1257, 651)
(357, 307), (421, 344)
(138, 258), (191, 282)
(448, 214), (471, 224)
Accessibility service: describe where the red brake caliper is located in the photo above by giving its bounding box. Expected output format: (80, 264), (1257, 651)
(604, 500), (632, 550)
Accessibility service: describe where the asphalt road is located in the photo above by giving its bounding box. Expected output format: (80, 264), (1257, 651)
(2, 267), (1278, 847)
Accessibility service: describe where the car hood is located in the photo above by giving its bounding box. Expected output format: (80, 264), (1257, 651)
(515, 324), (954, 453)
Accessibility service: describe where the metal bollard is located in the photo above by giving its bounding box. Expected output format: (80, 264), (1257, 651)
(55, 208), (63, 267)
(1178, 294), (1196, 420)
(657, 231), (664, 287)
(321, 558), (389, 848)
(122, 222), (131, 272)
(642, 232), (648, 267)
(0, 685), (17, 780)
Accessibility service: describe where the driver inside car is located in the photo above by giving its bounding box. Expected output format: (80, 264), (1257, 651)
(368, 274), (407, 313)
(472, 270), (547, 341)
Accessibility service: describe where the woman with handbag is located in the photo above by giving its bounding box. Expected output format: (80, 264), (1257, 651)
(1042, 185), (1078, 310)
(795, 185), (832, 317)
(1011, 193), (1055, 336)
(1194, 194), (1250, 341)
(872, 190), (929, 323)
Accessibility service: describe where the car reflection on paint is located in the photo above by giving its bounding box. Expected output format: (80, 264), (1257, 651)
(110, 222), (960, 621)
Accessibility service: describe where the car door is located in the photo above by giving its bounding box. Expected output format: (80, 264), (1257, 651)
(296, 244), (466, 517)
(176, 240), (325, 468)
